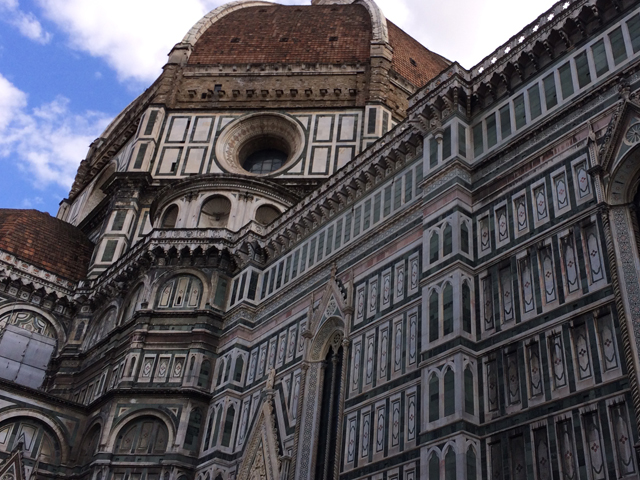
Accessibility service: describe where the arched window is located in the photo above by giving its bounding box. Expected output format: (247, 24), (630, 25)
(429, 452), (440, 479)
(203, 414), (214, 450)
(443, 223), (453, 256)
(79, 424), (101, 465)
(161, 205), (179, 228)
(0, 310), (58, 387)
(443, 283), (454, 336)
(233, 356), (244, 383)
(430, 232), (440, 263)
(156, 275), (203, 309)
(462, 282), (472, 334)
(466, 446), (477, 480)
(123, 284), (144, 323)
(445, 447), (457, 480)
(199, 196), (232, 228)
(221, 405), (235, 447)
(461, 221), (470, 254)
(215, 359), (225, 387)
(184, 408), (202, 451)
(115, 417), (168, 454)
(85, 308), (117, 350)
(198, 360), (212, 389)
(464, 366), (474, 415)
(255, 205), (281, 226)
(429, 373), (439, 422)
(444, 368), (455, 417)
(429, 290), (439, 342)
(0, 418), (61, 465)
(224, 359), (232, 382)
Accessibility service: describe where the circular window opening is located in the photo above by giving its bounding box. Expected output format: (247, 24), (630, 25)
(215, 113), (304, 176)
(255, 205), (281, 225)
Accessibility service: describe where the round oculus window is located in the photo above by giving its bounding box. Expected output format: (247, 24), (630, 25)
(215, 113), (304, 176)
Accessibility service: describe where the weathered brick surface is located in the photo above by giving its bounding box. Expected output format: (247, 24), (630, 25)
(189, 5), (372, 66)
(0, 209), (94, 281)
(387, 21), (450, 87)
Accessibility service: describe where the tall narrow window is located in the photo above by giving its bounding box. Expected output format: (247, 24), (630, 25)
(184, 408), (202, 451)
(464, 366), (474, 415)
(466, 447), (477, 480)
(221, 405), (235, 447)
(592, 40), (609, 77)
(609, 27), (628, 65)
(473, 123), (484, 157)
(528, 84), (542, 119)
(458, 124), (467, 157)
(575, 51), (591, 88)
(627, 14), (640, 53)
(444, 368), (455, 416)
(558, 62), (574, 99)
(430, 232), (440, 263)
(499, 104), (511, 139)
(443, 126), (452, 159)
(161, 205), (178, 228)
(445, 447), (457, 480)
(513, 94), (526, 130)
(462, 282), (472, 334)
(430, 137), (438, 168)
(443, 224), (453, 256)
(429, 374), (439, 421)
(543, 74), (558, 109)
(429, 452), (440, 479)
(443, 284), (453, 336)
(233, 356), (244, 382)
(486, 113), (497, 148)
(198, 360), (211, 388)
(429, 290), (439, 342)
(461, 221), (469, 254)
(314, 343), (344, 480)
(101, 240), (118, 262)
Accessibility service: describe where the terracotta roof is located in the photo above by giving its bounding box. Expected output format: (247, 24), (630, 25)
(387, 21), (451, 87)
(188, 4), (372, 65)
(0, 209), (94, 282)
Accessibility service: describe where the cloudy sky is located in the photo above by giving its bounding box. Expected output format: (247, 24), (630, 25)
(0, 0), (558, 215)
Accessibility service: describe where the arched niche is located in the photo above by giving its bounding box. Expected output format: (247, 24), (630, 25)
(308, 317), (345, 363)
(108, 412), (174, 454)
(155, 274), (204, 310)
(78, 422), (102, 466)
(0, 308), (59, 389)
(199, 195), (232, 228)
(0, 412), (65, 466)
(161, 204), (179, 228)
(83, 307), (118, 351)
(81, 163), (116, 219)
(254, 204), (281, 226)
(606, 145), (640, 206)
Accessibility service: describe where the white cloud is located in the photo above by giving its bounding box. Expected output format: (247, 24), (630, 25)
(0, 73), (111, 189)
(0, 0), (51, 44)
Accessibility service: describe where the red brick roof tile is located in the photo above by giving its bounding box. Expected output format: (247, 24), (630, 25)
(188, 4), (372, 66)
(0, 209), (94, 282)
(387, 21), (451, 87)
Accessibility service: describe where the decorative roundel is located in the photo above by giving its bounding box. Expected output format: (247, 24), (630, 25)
(214, 113), (305, 176)
(624, 123), (640, 145)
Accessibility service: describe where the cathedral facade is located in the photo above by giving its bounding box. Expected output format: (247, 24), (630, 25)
(1, 0), (640, 479)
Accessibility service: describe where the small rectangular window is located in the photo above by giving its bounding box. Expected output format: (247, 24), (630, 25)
(575, 51), (591, 88)
(513, 94), (526, 130)
(112, 210), (127, 231)
(373, 193), (381, 224)
(558, 62), (574, 100)
(458, 124), (467, 157)
(144, 111), (158, 136)
(133, 143), (148, 169)
(101, 240), (118, 262)
(442, 126), (452, 159)
(627, 14), (640, 53)
(429, 137), (438, 168)
(383, 186), (392, 217)
(499, 104), (511, 139)
(543, 73), (558, 110)
(416, 164), (423, 186)
(473, 123), (484, 157)
(486, 113), (497, 148)
(592, 40), (609, 77)
(528, 84), (542, 119)
(367, 108), (377, 134)
(363, 200), (371, 231)
(405, 170), (413, 202)
(354, 206), (362, 236)
(609, 27), (628, 65)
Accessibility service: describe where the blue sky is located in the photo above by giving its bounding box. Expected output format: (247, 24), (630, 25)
(0, 0), (557, 216)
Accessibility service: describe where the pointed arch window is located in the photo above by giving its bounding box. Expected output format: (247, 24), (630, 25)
(429, 373), (440, 422)
(461, 221), (470, 254)
(443, 283), (454, 336)
(444, 368), (455, 417)
(429, 290), (439, 342)
(429, 452), (440, 479)
(233, 356), (244, 383)
(464, 366), (475, 415)
(445, 447), (457, 480)
(466, 446), (477, 480)
(430, 231), (440, 263)
(443, 223), (453, 256)
(184, 408), (202, 451)
(198, 359), (211, 389)
(462, 282), (472, 334)
(221, 405), (236, 447)
(156, 275), (203, 309)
